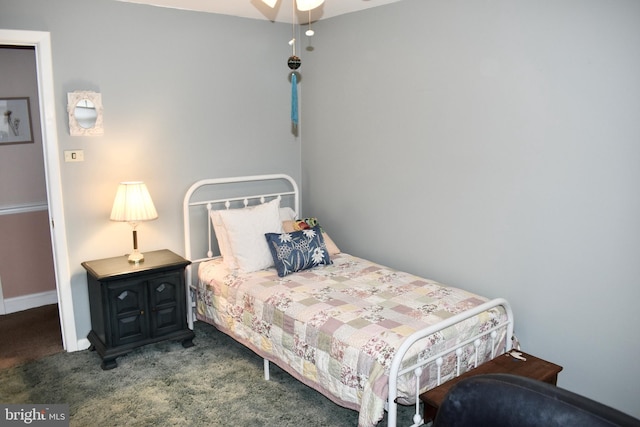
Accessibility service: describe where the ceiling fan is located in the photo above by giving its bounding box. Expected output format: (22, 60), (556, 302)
(261, 0), (325, 11)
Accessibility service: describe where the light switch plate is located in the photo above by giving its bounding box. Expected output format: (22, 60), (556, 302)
(64, 150), (84, 162)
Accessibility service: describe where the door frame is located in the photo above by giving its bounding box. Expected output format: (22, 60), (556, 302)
(0, 29), (77, 351)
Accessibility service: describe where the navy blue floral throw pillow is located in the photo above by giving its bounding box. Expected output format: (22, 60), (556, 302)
(265, 225), (332, 277)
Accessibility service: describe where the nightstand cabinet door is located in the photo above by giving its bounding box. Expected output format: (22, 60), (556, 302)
(148, 272), (185, 338)
(108, 279), (149, 347)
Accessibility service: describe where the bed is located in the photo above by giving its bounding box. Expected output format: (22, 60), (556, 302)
(183, 174), (515, 427)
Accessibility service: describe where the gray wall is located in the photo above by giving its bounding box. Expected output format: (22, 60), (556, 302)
(302, 0), (640, 418)
(0, 0), (300, 349)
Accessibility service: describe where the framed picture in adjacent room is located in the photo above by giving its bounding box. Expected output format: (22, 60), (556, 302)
(0, 97), (33, 145)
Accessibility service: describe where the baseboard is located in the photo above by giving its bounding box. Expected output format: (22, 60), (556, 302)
(2, 290), (58, 314)
(76, 338), (91, 351)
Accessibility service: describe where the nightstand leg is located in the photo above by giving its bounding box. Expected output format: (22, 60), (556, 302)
(101, 358), (118, 370)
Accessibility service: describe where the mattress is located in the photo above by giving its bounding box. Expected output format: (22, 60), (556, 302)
(196, 253), (507, 427)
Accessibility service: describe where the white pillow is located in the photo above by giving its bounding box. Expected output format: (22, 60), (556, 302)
(279, 206), (297, 221)
(217, 198), (283, 272)
(211, 203), (296, 270)
(210, 204), (296, 270)
(210, 210), (238, 269)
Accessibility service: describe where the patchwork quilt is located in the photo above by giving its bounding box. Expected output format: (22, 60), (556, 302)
(197, 253), (507, 427)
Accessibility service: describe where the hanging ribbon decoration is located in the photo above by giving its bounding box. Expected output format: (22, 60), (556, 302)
(287, 37), (301, 127)
(287, 0), (301, 128)
(288, 54), (300, 126)
(290, 71), (298, 126)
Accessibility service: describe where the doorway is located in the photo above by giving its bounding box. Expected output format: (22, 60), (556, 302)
(0, 46), (57, 314)
(0, 29), (76, 351)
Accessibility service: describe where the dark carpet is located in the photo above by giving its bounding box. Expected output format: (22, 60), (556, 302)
(0, 304), (63, 369)
(0, 320), (415, 426)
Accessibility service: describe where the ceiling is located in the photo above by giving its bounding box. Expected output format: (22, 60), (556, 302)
(115, 0), (405, 24)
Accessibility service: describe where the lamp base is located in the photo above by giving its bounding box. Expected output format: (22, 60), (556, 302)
(128, 250), (144, 264)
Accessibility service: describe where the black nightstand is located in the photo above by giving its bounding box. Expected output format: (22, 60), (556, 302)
(82, 249), (195, 369)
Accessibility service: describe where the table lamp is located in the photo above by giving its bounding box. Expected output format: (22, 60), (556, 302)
(110, 181), (158, 263)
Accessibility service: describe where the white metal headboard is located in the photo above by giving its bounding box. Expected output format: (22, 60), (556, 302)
(182, 174), (299, 327)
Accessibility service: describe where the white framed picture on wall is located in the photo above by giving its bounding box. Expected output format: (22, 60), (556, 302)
(0, 97), (33, 145)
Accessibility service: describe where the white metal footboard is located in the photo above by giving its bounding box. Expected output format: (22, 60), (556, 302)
(387, 298), (514, 427)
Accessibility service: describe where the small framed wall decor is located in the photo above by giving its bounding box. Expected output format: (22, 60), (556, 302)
(67, 91), (104, 136)
(0, 97), (34, 145)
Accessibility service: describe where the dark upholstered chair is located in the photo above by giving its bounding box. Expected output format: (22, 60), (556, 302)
(433, 373), (640, 427)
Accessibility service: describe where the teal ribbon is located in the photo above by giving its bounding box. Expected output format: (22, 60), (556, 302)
(291, 73), (298, 126)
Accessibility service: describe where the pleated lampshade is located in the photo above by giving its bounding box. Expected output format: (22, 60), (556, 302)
(110, 182), (158, 223)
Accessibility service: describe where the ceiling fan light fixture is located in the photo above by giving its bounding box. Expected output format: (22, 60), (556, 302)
(295, 0), (324, 11)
